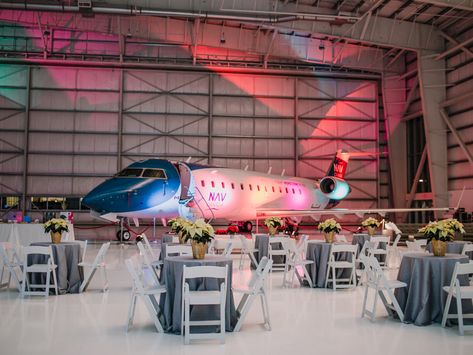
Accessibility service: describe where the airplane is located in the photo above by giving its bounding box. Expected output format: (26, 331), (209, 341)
(82, 150), (452, 241)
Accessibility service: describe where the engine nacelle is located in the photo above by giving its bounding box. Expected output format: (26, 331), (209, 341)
(319, 177), (351, 200)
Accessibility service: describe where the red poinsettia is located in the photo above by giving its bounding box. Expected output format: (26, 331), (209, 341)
(215, 229), (228, 235)
(227, 225), (239, 234)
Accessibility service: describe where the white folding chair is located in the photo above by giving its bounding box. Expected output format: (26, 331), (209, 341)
(125, 257), (166, 333)
(0, 243), (23, 291)
(335, 235), (348, 243)
(73, 240), (88, 263)
(268, 237), (289, 272)
(207, 239), (216, 255)
(140, 234), (161, 260)
(234, 256), (273, 331)
(79, 242), (110, 293)
(283, 235), (314, 288)
(239, 235), (258, 269)
(325, 244), (358, 290)
(165, 244), (192, 258)
(405, 240), (423, 252)
(137, 242), (160, 284)
(386, 234), (402, 268)
(21, 246), (58, 297)
(222, 241), (234, 257)
(355, 241), (377, 286)
(369, 236), (390, 268)
(441, 262), (473, 335)
(361, 256), (406, 322)
(461, 243), (473, 258)
(415, 239), (427, 249)
(181, 265), (228, 344)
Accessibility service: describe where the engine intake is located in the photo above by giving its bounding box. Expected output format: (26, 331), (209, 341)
(319, 177), (350, 200)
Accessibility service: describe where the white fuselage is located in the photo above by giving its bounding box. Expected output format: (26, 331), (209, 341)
(190, 168), (330, 221)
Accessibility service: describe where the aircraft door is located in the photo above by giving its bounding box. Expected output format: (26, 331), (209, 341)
(177, 163), (195, 202)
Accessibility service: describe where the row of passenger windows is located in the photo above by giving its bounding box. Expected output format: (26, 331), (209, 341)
(201, 180), (302, 195)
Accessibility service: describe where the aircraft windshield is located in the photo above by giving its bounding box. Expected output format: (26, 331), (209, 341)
(116, 168), (143, 177)
(142, 169), (167, 179)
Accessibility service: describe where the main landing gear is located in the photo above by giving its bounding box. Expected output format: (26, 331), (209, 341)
(236, 221), (253, 233)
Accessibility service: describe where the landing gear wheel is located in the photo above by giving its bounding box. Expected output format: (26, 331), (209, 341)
(116, 229), (131, 242)
(243, 221), (253, 233)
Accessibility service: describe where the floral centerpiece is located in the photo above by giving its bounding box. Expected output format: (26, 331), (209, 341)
(43, 218), (69, 244)
(418, 218), (464, 256)
(168, 217), (191, 244)
(227, 225), (239, 237)
(180, 218), (215, 259)
(264, 217), (285, 236)
(361, 217), (381, 236)
(317, 218), (341, 243)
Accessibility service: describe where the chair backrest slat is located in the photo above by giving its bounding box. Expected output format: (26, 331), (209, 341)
(461, 243), (473, 255)
(183, 265), (227, 280)
(165, 244), (192, 257)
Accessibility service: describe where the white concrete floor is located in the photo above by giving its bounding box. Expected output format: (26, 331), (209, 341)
(1, 243), (472, 355)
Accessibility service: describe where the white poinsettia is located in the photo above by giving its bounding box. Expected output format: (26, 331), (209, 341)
(263, 217), (284, 228)
(179, 218), (214, 244)
(318, 218), (341, 233)
(418, 218), (463, 242)
(44, 218), (69, 234)
(361, 217), (380, 228)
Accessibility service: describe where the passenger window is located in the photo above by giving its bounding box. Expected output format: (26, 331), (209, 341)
(211, 181), (215, 188)
(299, 188), (302, 195)
(201, 180), (205, 187)
(249, 184), (253, 191)
(240, 183), (244, 190)
(257, 185), (260, 191)
(142, 169), (167, 179)
(279, 187), (282, 193)
(221, 182), (225, 188)
(264, 186), (267, 192)
(285, 188), (289, 194)
(231, 183), (235, 189)
(272, 186), (275, 193)
(292, 188), (295, 194)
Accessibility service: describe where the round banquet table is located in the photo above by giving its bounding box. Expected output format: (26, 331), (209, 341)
(252, 234), (295, 269)
(160, 255), (237, 334)
(395, 253), (473, 326)
(162, 234), (178, 244)
(29, 242), (83, 294)
(425, 241), (472, 258)
(305, 241), (354, 288)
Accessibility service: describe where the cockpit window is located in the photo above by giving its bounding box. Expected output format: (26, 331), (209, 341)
(116, 168), (143, 177)
(142, 169), (167, 179)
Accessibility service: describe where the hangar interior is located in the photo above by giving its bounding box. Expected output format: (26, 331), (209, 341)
(1, 1), (473, 353)
(0, 0), (472, 231)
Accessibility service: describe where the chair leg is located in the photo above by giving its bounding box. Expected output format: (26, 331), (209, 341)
(126, 291), (137, 332)
(371, 287), (379, 321)
(101, 267), (109, 292)
(332, 266), (336, 291)
(234, 295), (253, 332)
(303, 265), (313, 288)
(51, 268), (58, 296)
(239, 253), (243, 270)
(441, 292), (453, 328)
(324, 264), (330, 288)
(220, 295), (225, 344)
(456, 295), (464, 336)
(45, 270), (51, 297)
(283, 262), (289, 287)
(361, 285), (369, 318)
(21, 270), (27, 297)
(184, 298), (190, 344)
(261, 291), (271, 331)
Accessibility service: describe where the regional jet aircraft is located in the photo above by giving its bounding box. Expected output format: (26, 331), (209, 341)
(82, 150), (451, 239)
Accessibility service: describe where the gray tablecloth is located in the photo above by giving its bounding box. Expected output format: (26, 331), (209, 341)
(252, 234), (286, 269)
(351, 234), (386, 263)
(161, 255), (237, 333)
(306, 242), (354, 288)
(425, 241), (471, 257)
(395, 253), (473, 326)
(29, 242), (83, 294)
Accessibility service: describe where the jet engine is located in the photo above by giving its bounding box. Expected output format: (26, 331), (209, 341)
(319, 176), (351, 200)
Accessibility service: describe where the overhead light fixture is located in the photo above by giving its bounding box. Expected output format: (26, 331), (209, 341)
(78, 0), (94, 17)
(419, 179), (424, 182)
(220, 32), (226, 44)
(319, 40), (325, 50)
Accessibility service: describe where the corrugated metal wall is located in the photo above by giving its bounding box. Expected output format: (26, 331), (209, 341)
(0, 64), (380, 218)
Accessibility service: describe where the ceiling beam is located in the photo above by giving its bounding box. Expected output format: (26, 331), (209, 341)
(413, 0), (473, 12)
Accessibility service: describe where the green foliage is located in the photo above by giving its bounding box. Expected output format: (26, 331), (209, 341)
(43, 218), (69, 234)
(318, 218), (342, 233)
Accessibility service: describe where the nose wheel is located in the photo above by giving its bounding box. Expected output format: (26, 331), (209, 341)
(116, 229), (131, 242)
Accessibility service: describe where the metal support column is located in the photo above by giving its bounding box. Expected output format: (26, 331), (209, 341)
(117, 69), (124, 171)
(440, 109), (473, 169)
(208, 73), (213, 165)
(294, 78), (299, 177)
(21, 67), (31, 215)
(418, 51), (448, 213)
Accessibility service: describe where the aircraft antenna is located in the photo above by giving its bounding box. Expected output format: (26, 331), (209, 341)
(185, 156), (192, 163)
(281, 169), (285, 177)
(244, 165), (249, 171)
(267, 167), (272, 174)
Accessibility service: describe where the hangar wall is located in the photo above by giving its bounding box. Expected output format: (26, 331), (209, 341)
(0, 64), (381, 220)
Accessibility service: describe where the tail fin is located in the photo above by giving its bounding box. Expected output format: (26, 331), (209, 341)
(326, 150), (350, 179)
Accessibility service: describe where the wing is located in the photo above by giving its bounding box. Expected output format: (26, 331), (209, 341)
(256, 207), (452, 219)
